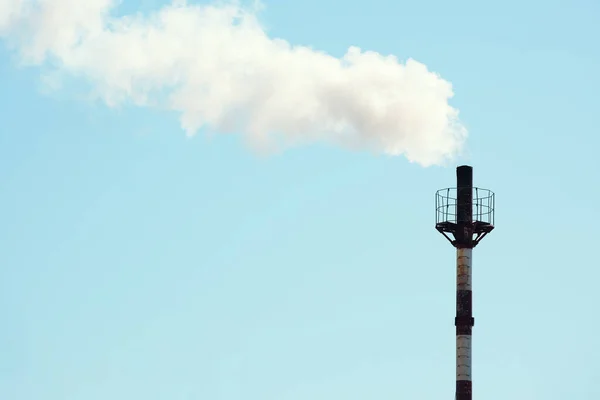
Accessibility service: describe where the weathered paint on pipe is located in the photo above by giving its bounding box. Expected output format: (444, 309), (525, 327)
(457, 248), (472, 290)
(456, 247), (473, 399)
(456, 247), (472, 381)
(457, 335), (472, 380)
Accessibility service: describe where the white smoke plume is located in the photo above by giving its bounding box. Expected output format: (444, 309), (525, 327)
(0, 0), (467, 165)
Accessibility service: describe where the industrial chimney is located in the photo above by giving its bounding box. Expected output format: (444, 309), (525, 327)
(435, 165), (495, 400)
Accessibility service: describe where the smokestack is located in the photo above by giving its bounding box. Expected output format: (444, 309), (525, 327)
(435, 165), (495, 400)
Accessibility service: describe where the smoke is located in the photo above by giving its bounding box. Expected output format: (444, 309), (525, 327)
(0, 0), (467, 165)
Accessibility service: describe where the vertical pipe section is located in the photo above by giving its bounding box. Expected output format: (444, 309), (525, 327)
(455, 165), (474, 400)
(456, 248), (473, 399)
(456, 166), (473, 246)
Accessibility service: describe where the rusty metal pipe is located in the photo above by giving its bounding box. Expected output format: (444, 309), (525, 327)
(456, 247), (473, 400)
(436, 165), (494, 400)
(455, 166), (474, 400)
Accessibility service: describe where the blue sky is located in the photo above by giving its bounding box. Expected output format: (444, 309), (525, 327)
(1, 0), (600, 399)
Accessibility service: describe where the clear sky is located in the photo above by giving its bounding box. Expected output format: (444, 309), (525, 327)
(1, 1), (599, 399)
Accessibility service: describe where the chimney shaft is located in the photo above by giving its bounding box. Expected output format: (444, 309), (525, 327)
(436, 165), (494, 400)
(455, 165), (474, 400)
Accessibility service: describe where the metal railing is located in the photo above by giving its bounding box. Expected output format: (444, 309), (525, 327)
(435, 187), (495, 226)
